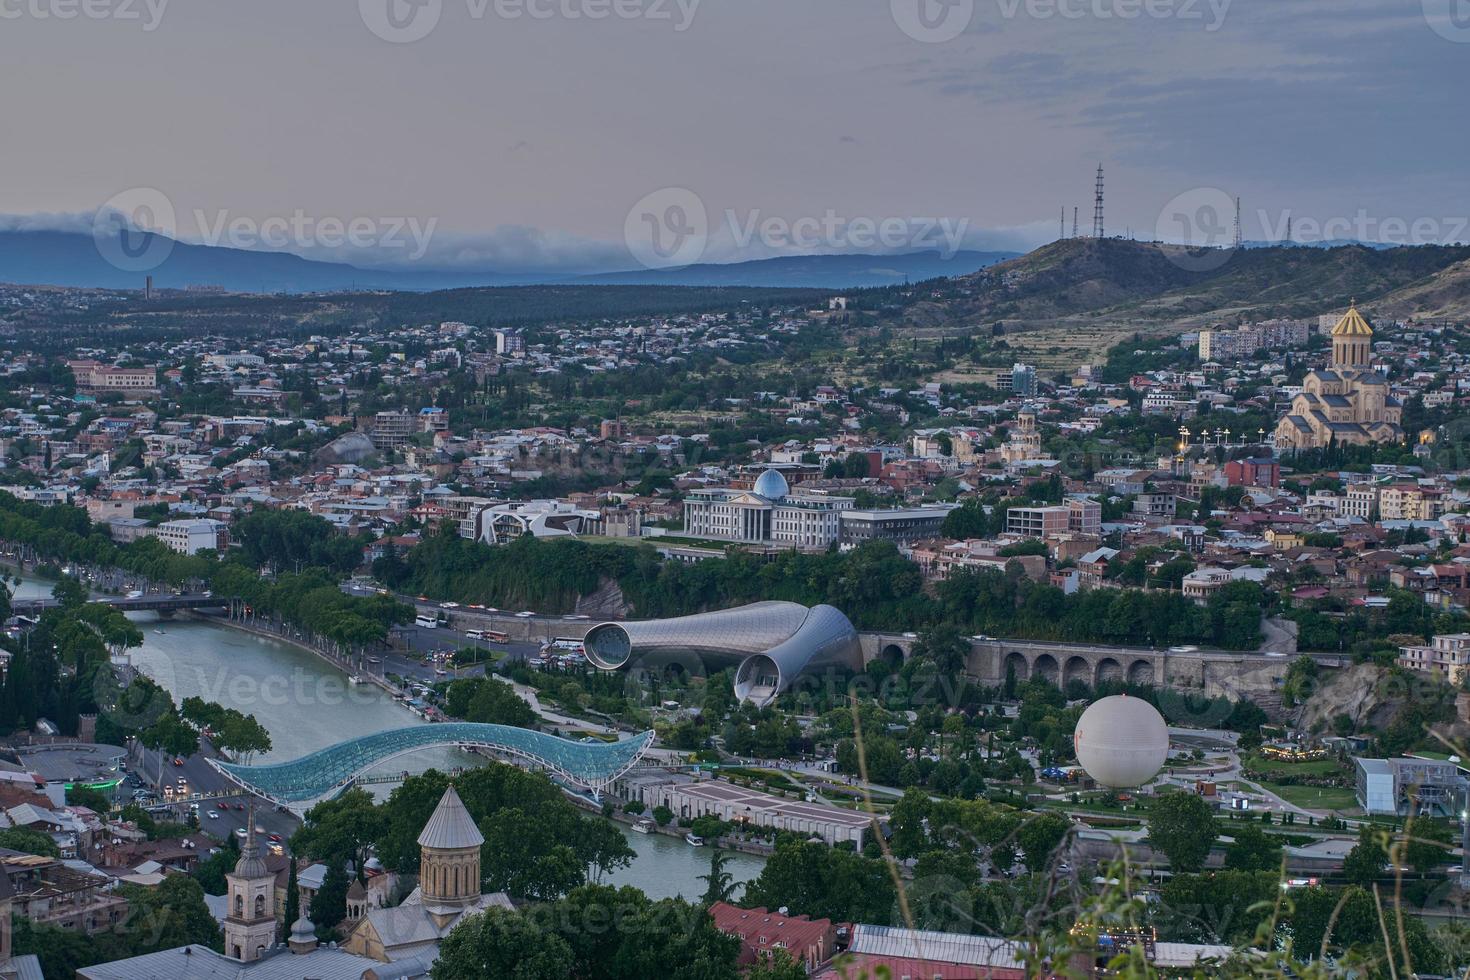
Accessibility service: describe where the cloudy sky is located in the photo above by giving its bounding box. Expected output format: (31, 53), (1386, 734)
(4, 0), (1468, 271)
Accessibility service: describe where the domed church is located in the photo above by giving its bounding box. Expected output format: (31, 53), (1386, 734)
(1274, 305), (1403, 451)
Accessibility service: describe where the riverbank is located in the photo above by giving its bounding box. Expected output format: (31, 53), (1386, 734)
(184, 611), (408, 702)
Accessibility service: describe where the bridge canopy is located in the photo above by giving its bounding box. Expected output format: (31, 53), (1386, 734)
(211, 724), (655, 806)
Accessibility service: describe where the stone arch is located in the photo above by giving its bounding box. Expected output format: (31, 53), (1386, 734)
(880, 644), (905, 669)
(1128, 659), (1155, 686)
(1064, 656), (1091, 690)
(1003, 652), (1028, 681)
(1033, 654), (1060, 685)
(1096, 657), (1123, 687)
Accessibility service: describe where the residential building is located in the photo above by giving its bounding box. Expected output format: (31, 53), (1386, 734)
(1224, 457), (1280, 488)
(1005, 498), (1100, 539)
(370, 411), (416, 451)
(1398, 633), (1470, 684)
(1009, 362), (1037, 397)
(710, 903), (837, 973)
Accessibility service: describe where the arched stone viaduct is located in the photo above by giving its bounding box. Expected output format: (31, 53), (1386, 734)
(859, 633), (1347, 708)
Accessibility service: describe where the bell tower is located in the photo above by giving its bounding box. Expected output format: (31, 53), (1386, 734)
(1330, 303), (1374, 372)
(417, 786), (484, 922)
(224, 806), (278, 962)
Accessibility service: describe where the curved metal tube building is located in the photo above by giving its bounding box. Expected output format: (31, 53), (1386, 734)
(582, 601), (861, 706)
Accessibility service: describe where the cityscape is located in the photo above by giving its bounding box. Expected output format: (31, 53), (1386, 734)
(3, 3), (1470, 980)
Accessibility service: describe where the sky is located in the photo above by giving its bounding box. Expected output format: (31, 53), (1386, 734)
(3, 0), (1468, 273)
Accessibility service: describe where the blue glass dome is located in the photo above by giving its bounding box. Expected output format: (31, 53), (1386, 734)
(752, 469), (790, 500)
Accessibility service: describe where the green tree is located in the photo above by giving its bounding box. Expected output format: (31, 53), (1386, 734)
(1222, 822), (1282, 872)
(0, 828), (60, 857)
(1017, 812), (1072, 872)
(432, 907), (575, 980)
(309, 860), (350, 940)
(742, 838), (896, 924)
(1342, 824), (1388, 886)
(118, 876), (224, 953)
(748, 949), (810, 980)
(64, 785), (112, 814)
(1146, 793), (1219, 872)
(700, 847), (737, 906)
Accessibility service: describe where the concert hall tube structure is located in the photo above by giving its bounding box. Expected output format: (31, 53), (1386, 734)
(581, 601), (861, 707)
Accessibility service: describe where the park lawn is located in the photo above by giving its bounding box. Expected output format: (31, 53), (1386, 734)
(1267, 783), (1359, 811)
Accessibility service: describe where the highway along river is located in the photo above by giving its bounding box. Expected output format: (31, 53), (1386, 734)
(117, 610), (763, 900)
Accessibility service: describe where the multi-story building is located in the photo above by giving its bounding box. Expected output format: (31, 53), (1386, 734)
(1009, 362), (1037, 397)
(66, 360), (159, 396)
(1005, 498), (1100, 539)
(1224, 457), (1281, 488)
(370, 411), (416, 451)
(494, 330), (525, 356)
(1181, 566), (1232, 603)
(1398, 633), (1470, 684)
(1378, 485), (1446, 522)
(683, 469), (854, 550)
(839, 505), (957, 547)
(149, 518), (228, 555)
(1343, 483), (1378, 519)
(1198, 319), (1311, 361)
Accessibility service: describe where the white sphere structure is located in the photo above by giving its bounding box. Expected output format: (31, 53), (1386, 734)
(1072, 695), (1169, 789)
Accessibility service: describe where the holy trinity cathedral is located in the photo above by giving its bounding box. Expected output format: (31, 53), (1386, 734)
(1274, 304), (1404, 451)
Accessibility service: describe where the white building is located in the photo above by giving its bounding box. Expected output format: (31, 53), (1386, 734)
(683, 469), (854, 550)
(474, 500), (601, 545)
(150, 518), (227, 555)
(1398, 633), (1470, 684)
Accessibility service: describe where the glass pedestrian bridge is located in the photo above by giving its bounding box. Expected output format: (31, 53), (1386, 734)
(209, 724), (656, 807)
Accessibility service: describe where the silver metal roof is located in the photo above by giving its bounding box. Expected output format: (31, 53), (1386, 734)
(417, 786), (484, 851)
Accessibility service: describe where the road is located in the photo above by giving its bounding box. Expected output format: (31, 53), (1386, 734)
(125, 741), (298, 842)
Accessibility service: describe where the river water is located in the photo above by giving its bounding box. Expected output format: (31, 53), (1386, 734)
(87, 601), (765, 901)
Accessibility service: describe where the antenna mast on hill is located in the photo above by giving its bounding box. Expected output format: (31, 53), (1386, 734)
(1234, 197), (1243, 249)
(1073, 207), (1079, 239)
(1093, 164), (1105, 238)
(1060, 207), (1066, 241)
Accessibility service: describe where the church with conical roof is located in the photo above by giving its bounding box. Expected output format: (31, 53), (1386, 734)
(342, 785), (513, 963)
(1274, 305), (1403, 451)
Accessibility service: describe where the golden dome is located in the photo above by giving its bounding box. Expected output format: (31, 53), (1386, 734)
(1331, 304), (1374, 338)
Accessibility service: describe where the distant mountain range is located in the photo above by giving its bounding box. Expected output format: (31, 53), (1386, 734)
(572, 250), (1017, 288)
(0, 230), (1017, 294)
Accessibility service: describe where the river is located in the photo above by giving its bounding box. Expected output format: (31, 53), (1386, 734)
(81, 599), (766, 901)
